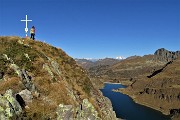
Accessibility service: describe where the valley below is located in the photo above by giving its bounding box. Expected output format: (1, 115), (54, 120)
(77, 48), (180, 120)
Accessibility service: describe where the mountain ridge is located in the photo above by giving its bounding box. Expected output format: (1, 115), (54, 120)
(0, 36), (118, 120)
(75, 58), (122, 69)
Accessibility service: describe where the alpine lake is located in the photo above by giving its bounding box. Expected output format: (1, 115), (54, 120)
(100, 83), (171, 120)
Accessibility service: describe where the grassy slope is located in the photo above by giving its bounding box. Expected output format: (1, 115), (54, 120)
(121, 57), (180, 116)
(0, 36), (97, 119)
(88, 55), (166, 84)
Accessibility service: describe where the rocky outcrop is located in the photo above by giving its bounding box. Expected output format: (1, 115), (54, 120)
(56, 99), (100, 120)
(79, 99), (99, 119)
(18, 89), (33, 104)
(143, 87), (180, 102)
(56, 104), (74, 120)
(10, 64), (36, 92)
(0, 89), (23, 119)
(154, 48), (180, 62)
(43, 63), (54, 79)
(170, 109), (180, 120)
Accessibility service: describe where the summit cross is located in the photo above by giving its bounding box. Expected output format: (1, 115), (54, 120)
(21, 15), (32, 37)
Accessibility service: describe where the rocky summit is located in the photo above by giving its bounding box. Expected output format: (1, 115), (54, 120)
(0, 36), (118, 120)
(154, 48), (180, 62)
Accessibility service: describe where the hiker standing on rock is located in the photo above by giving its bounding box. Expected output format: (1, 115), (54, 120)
(30, 26), (35, 40)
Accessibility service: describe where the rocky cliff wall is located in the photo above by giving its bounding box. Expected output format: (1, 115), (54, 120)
(154, 48), (180, 62)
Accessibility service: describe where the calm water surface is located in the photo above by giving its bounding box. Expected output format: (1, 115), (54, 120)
(100, 83), (171, 120)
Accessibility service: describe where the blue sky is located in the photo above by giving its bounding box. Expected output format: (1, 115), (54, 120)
(0, 0), (179, 58)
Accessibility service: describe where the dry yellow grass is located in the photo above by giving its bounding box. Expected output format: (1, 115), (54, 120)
(0, 77), (24, 94)
(0, 36), (97, 119)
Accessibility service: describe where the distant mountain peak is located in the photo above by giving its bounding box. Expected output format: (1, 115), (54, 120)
(84, 58), (99, 62)
(116, 56), (125, 60)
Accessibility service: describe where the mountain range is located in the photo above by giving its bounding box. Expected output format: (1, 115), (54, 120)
(77, 48), (180, 120)
(75, 58), (123, 69)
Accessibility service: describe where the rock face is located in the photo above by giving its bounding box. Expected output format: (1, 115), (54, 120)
(10, 64), (36, 92)
(0, 36), (118, 120)
(18, 89), (33, 103)
(154, 48), (180, 62)
(56, 104), (74, 120)
(56, 99), (100, 120)
(0, 89), (22, 120)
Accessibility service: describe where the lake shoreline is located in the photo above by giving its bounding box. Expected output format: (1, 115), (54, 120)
(113, 88), (171, 116)
(101, 83), (171, 120)
(101, 82), (122, 89)
(104, 82), (122, 84)
(105, 82), (168, 115)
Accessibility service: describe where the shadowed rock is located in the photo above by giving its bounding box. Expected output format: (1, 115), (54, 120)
(18, 89), (33, 104)
(0, 89), (22, 119)
(147, 61), (172, 78)
(0, 72), (4, 79)
(16, 94), (26, 109)
(170, 109), (180, 115)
